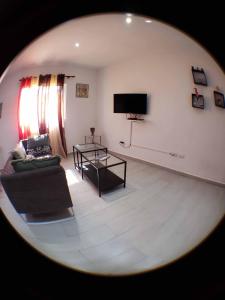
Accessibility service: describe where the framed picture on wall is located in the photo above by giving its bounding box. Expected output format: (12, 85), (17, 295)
(76, 83), (89, 98)
(192, 94), (204, 109)
(191, 66), (208, 86)
(214, 91), (225, 108)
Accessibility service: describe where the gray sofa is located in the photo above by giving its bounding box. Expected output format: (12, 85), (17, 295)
(1, 163), (73, 215)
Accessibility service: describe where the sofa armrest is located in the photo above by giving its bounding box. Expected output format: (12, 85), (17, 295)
(0, 165), (73, 214)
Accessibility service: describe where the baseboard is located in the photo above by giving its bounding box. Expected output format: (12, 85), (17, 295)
(67, 149), (225, 187)
(109, 150), (225, 188)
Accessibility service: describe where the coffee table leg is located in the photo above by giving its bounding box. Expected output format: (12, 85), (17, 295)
(97, 169), (101, 197)
(124, 161), (127, 188)
(81, 154), (83, 179)
(76, 150), (80, 171)
(73, 146), (76, 168)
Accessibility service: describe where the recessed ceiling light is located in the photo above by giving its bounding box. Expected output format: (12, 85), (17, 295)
(126, 17), (132, 24)
(126, 13), (132, 17)
(145, 19), (152, 23)
(75, 42), (80, 47)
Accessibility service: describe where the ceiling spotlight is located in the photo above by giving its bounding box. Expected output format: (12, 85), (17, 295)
(75, 42), (80, 47)
(126, 17), (132, 24)
(145, 19), (152, 23)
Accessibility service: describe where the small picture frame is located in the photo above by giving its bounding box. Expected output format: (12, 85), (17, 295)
(214, 91), (225, 108)
(192, 66), (207, 86)
(192, 94), (204, 109)
(76, 83), (89, 98)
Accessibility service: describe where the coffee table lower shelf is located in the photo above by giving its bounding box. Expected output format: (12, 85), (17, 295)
(83, 164), (125, 197)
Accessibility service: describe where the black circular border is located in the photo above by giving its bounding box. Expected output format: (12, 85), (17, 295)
(1, 1), (225, 298)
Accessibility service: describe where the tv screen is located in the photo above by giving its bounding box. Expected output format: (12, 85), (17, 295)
(114, 93), (147, 114)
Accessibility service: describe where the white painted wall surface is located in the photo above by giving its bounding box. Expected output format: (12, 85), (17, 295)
(0, 63), (97, 168)
(0, 22), (225, 185)
(96, 41), (225, 184)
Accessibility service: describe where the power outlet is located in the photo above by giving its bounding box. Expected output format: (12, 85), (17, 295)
(170, 152), (185, 158)
(169, 152), (178, 157)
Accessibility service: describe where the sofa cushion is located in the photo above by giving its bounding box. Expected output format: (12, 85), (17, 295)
(27, 144), (52, 157)
(11, 143), (26, 160)
(27, 134), (51, 157)
(20, 139), (28, 154)
(11, 155), (61, 172)
(27, 133), (50, 148)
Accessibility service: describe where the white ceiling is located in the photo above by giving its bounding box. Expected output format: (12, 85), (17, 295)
(8, 13), (194, 72)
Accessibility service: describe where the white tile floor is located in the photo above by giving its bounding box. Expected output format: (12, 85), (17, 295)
(0, 153), (225, 275)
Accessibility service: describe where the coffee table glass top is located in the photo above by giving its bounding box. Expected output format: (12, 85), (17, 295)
(81, 152), (126, 169)
(75, 143), (106, 153)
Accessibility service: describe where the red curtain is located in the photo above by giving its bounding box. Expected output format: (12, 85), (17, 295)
(17, 74), (67, 156)
(18, 77), (32, 140)
(57, 74), (67, 155)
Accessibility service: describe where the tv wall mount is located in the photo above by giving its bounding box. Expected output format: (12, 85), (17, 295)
(126, 113), (144, 120)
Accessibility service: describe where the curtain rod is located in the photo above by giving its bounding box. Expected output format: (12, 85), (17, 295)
(19, 75), (76, 81)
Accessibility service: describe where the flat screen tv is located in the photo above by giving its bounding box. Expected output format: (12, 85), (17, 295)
(114, 93), (147, 114)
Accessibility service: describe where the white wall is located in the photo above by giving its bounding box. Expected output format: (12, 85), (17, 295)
(0, 63), (97, 168)
(0, 71), (19, 169)
(1, 31), (225, 185)
(96, 41), (225, 184)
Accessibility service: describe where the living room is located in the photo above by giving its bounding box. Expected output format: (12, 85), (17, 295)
(0, 13), (225, 276)
(1, 14), (225, 184)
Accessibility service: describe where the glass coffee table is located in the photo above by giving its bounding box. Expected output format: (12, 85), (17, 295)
(73, 143), (127, 196)
(73, 143), (108, 171)
(81, 152), (127, 197)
